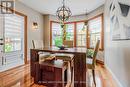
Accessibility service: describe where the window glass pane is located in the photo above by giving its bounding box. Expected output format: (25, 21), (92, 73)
(76, 22), (86, 46)
(65, 23), (74, 41)
(88, 16), (102, 48)
(4, 14), (24, 53)
(52, 22), (63, 46)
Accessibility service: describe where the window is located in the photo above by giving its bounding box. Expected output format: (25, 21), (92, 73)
(50, 14), (104, 50)
(51, 22), (63, 46)
(76, 22), (86, 47)
(4, 14), (24, 53)
(88, 15), (103, 49)
(65, 23), (74, 40)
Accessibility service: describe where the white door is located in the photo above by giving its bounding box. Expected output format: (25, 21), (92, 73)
(0, 14), (25, 72)
(0, 14), (4, 67)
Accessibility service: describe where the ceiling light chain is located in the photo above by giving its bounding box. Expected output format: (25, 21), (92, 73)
(62, 0), (65, 6)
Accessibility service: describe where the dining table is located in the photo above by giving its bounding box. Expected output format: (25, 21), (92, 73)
(30, 47), (87, 87)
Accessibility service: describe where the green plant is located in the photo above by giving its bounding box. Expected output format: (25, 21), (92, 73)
(87, 49), (94, 58)
(54, 36), (63, 47)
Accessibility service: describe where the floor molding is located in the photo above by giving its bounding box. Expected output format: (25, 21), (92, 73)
(105, 65), (123, 87)
(96, 59), (104, 65)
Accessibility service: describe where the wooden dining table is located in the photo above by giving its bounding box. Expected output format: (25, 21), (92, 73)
(30, 47), (87, 87)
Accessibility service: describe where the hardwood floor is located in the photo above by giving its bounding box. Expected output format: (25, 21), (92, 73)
(87, 64), (117, 87)
(0, 64), (117, 87)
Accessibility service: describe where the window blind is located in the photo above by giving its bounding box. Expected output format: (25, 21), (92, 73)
(76, 22), (86, 47)
(66, 23), (74, 40)
(4, 14), (24, 52)
(88, 16), (102, 48)
(52, 22), (62, 46)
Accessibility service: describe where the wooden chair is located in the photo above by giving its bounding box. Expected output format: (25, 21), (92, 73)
(32, 40), (54, 62)
(54, 53), (74, 87)
(63, 40), (73, 48)
(32, 40), (44, 49)
(35, 53), (74, 87)
(86, 40), (100, 86)
(35, 59), (68, 87)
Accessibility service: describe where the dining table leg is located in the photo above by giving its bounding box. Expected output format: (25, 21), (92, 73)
(74, 53), (86, 87)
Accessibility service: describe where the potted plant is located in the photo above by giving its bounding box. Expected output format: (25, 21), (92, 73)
(87, 49), (94, 58)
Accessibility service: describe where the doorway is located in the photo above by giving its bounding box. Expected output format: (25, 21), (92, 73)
(0, 11), (27, 72)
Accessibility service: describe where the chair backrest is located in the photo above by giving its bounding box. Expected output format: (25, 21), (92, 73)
(63, 40), (73, 48)
(32, 40), (44, 49)
(92, 40), (100, 68)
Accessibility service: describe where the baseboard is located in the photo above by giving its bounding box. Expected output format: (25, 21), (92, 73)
(96, 59), (104, 65)
(105, 65), (123, 87)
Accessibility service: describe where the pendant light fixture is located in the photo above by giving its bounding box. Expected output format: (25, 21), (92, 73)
(56, 0), (72, 23)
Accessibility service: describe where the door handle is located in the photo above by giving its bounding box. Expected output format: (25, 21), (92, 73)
(2, 56), (4, 65)
(0, 38), (3, 41)
(0, 43), (4, 45)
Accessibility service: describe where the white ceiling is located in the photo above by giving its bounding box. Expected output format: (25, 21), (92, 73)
(19, 0), (105, 16)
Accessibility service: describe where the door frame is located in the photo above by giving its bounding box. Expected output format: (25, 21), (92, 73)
(0, 5), (28, 64)
(2, 10), (28, 64)
(13, 11), (28, 64)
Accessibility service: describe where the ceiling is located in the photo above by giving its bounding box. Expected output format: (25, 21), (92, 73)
(19, 0), (105, 16)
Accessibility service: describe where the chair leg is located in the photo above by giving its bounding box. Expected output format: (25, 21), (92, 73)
(71, 67), (73, 83)
(70, 60), (74, 87)
(92, 69), (96, 86)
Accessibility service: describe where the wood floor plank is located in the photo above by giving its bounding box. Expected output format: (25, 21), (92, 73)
(0, 64), (117, 87)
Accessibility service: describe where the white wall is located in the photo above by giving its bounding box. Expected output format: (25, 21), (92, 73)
(104, 0), (130, 87)
(15, 1), (44, 59)
(43, 15), (50, 47)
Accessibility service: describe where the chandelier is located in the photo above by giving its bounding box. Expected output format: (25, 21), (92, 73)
(56, 0), (72, 23)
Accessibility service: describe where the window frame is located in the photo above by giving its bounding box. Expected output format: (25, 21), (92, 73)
(50, 21), (63, 46)
(50, 13), (104, 51)
(65, 23), (75, 41)
(76, 22), (87, 47)
(87, 14), (104, 51)
(65, 22), (76, 47)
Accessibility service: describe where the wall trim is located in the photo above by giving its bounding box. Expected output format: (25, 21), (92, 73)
(105, 65), (123, 87)
(96, 59), (104, 65)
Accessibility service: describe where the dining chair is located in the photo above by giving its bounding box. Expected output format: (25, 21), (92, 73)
(86, 40), (100, 86)
(63, 40), (73, 48)
(32, 40), (44, 49)
(32, 40), (54, 62)
(35, 59), (69, 87)
(54, 53), (74, 87)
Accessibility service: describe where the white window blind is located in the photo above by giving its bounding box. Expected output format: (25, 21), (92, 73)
(66, 23), (74, 40)
(52, 22), (62, 46)
(88, 16), (102, 48)
(4, 14), (24, 52)
(76, 22), (86, 47)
